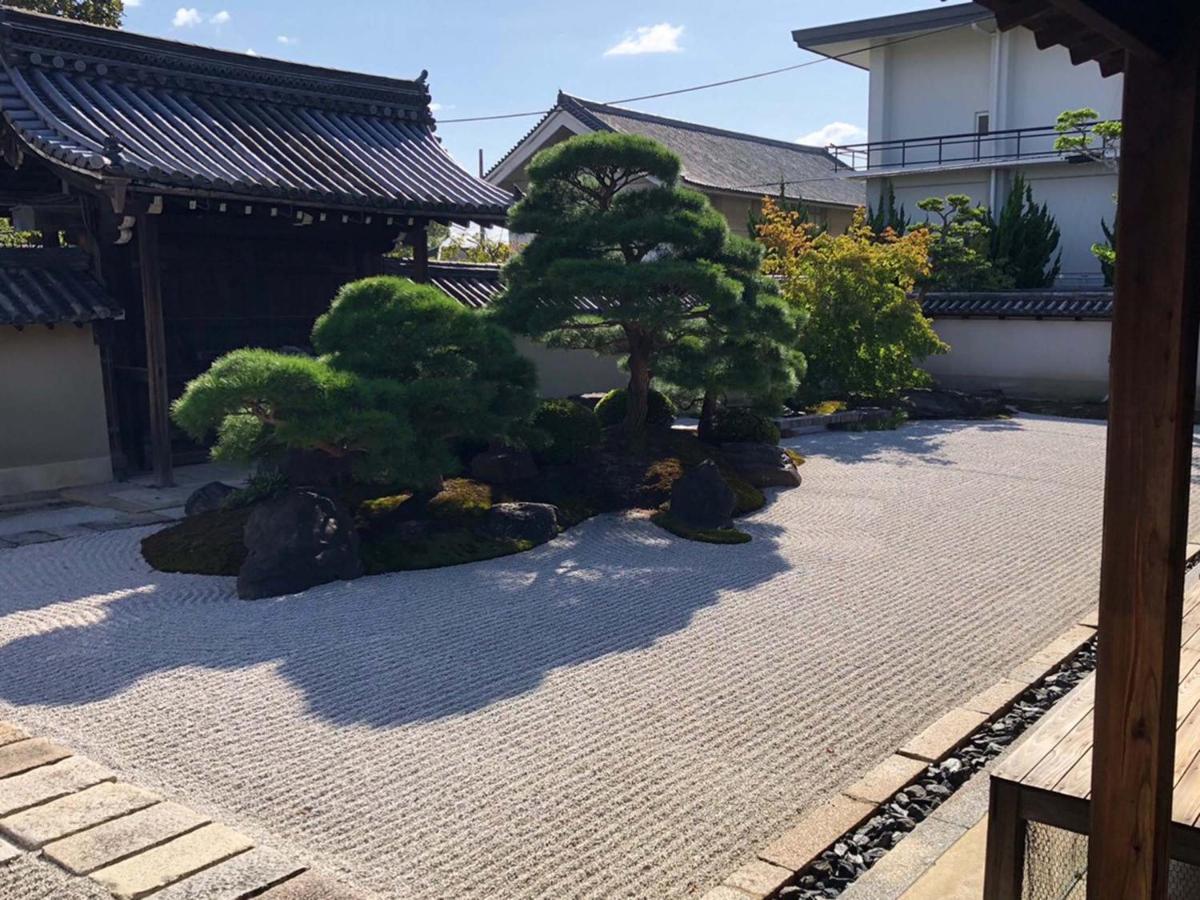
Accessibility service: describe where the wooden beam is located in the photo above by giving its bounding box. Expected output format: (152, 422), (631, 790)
(410, 220), (429, 283)
(1087, 42), (1200, 900)
(136, 212), (173, 487)
(1045, 0), (1174, 62)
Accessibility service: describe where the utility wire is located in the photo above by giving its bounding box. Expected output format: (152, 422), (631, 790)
(437, 23), (968, 125)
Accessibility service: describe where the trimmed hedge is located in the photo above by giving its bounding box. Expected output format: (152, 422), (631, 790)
(531, 399), (602, 464)
(594, 388), (676, 429)
(699, 407), (781, 445)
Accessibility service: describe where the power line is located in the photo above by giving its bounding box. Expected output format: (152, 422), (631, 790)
(437, 23), (968, 125)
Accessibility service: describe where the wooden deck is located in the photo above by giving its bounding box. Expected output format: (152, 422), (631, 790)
(984, 579), (1200, 898)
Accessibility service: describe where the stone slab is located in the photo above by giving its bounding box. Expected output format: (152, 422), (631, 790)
(0, 505), (124, 539)
(843, 754), (930, 805)
(42, 801), (208, 875)
(0, 722), (28, 749)
(4, 530), (58, 546)
(90, 823), (253, 899)
(838, 817), (968, 900)
(0, 782), (159, 849)
(723, 859), (793, 898)
(960, 679), (1030, 718)
(255, 870), (372, 899)
(702, 886), (755, 900)
(0, 738), (72, 779)
(152, 845), (305, 899)
(0, 837), (18, 864)
(758, 796), (876, 871)
(898, 817), (988, 900)
(928, 768), (991, 830)
(1079, 606), (1099, 628)
(0, 756), (115, 817)
(1007, 624), (1095, 684)
(897, 707), (989, 764)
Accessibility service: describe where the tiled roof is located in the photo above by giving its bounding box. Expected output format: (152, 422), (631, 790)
(922, 290), (1114, 319)
(383, 259), (503, 309)
(0, 248), (123, 326)
(0, 8), (512, 219)
(554, 93), (865, 208)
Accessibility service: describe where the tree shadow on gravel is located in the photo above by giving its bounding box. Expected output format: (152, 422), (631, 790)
(0, 514), (789, 728)
(790, 418), (1025, 467)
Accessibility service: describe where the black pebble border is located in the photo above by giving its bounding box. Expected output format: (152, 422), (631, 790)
(777, 637), (1099, 900)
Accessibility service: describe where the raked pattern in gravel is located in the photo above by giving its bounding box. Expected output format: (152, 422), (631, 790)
(1, 416), (1197, 899)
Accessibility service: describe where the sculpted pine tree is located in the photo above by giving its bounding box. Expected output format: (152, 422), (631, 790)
(495, 133), (751, 436)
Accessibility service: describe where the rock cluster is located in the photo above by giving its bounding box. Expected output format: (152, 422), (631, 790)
(900, 388), (1009, 421)
(669, 460), (736, 530)
(720, 442), (802, 488)
(781, 640), (1097, 899)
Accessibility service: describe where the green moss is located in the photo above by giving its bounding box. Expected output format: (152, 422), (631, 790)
(357, 491), (415, 529)
(726, 473), (765, 515)
(140, 506), (252, 575)
(651, 511), (751, 544)
(784, 448), (806, 467)
(427, 478), (492, 522)
(361, 529), (532, 574)
(807, 400), (846, 415)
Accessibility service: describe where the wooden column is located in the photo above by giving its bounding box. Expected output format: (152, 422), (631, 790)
(1088, 45), (1200, 900)
(410, 220), (429, 283)
(137, 212), (173, 487)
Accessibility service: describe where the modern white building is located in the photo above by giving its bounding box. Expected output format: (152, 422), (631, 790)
(792, 2), (1121, 284)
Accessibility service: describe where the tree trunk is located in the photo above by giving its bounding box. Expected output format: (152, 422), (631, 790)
(699, 390), (718, 438)
(623, 327), (651, 438)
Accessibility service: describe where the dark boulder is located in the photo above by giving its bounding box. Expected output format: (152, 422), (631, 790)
(469, 448), (538, 484)
(484, 502), (559, 545)
(669, 460), (736, 530)
(720, 442), (802, 489)
(184, 481), (236, 517)
(900, 388), (1008, 420)
(238, 490), (363, 600)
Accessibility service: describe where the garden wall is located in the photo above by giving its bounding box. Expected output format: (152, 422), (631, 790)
(514, 336), (626, 398)
(0, 324), (112, 495)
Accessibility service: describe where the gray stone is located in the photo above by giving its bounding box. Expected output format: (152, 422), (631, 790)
(669, 460), (736, 530)
(42, 801), (208, 875)
(0, 722), (27, 748)
(89, 823), (253, 899)
(152, 845), (305, 899)
(900, 388), (1007, 420)
(0, 756), (114, 818)
(719, 443), (801, 489)
(238, 490), (362, 600)
(484, 503), (559, 545)
(0, 782), (159, 849)
(184, 482), (236, 517)
(469, 448), (538, 484)
(4, 530), (58, 546)
(0, 738), (72, 779)
(0, 837), (18, 864)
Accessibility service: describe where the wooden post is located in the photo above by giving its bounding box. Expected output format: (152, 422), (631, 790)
(137, 212), (173, 487)
(411, 220), (429, 283)
(1088, 46), (1200, 900)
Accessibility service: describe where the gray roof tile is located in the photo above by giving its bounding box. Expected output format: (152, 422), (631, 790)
(0, 248), (122, 326)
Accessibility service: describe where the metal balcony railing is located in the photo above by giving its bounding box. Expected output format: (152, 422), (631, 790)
(829, 122), (1117, 173)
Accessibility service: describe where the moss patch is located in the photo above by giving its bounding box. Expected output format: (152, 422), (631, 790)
(361, 529), (532, 574)
(427, 478), (492, 522)
(357, 491), (415, 529)
(784, 448), (806, 467)
(651, 511), (751, 544)
(141, 506), (251, 575)
(726, 473), (765, 515)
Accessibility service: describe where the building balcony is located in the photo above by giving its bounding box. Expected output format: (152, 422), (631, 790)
(829, 122), (1118, 176)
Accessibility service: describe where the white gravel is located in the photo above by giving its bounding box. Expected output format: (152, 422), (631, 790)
(0, 416), (1195, 899)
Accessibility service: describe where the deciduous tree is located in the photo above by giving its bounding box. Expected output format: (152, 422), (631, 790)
(8, 0), (123, 26)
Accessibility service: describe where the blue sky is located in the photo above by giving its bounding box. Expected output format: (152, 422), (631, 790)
(123, 1), (944, 172)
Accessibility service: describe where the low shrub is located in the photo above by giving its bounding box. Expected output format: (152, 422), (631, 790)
(651, 511), (751, 544)
(699, 408), (781, 445)
(427, 478), (492, 521)
(594, 388), (676, 429)
(531, 399), (602, 464)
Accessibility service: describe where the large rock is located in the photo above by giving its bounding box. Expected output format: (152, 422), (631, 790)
(900, 388), (1008, 420)
(670, 460), (736, 530)
(720, 442), (802, 489)
(469, 448), (537, 484)
(484, 502), (559, 545)
(238, 490), (362, 600)
(184, 481), (236, 517)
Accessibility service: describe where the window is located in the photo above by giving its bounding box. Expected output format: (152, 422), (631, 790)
(974, 112), (990, 160)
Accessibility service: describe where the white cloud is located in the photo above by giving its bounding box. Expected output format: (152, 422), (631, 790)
(604, 23), (683, 57)
(429, 102), (442, 112)
(172, 8), (202, 27)
(210, 10), (230, 25)
(125, 0), (141, 7)
(796, 121), (867, 147)
(276, 35), (299, 45)
(245, 48), (258, 56)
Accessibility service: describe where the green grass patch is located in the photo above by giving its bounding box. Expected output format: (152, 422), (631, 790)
(427, 478), (492, 522)
(361, 529), (532, 574)
(651, 511), (751, 544)
(141, 506), (252, 575)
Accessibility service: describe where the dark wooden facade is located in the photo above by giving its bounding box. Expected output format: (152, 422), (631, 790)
(0, 7), (512, 483)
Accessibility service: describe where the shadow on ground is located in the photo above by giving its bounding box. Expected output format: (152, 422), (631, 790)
(790, 418), (1026, 467)
(0, 514), (788, 728)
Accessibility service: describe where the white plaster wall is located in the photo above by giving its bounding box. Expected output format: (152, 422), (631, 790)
(514, 336), (626, 398)
(1005, 29), (1122, 128)
(1020, 164), (1118, 279)
(0, 324), (112, 495)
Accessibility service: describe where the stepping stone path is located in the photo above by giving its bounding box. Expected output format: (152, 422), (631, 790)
(0, 721), (357, 899)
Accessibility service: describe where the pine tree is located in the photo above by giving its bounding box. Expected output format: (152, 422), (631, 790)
(495, 132), (767, 437)
(989, 174), (1062, 288)
(867, 180), (910, 236)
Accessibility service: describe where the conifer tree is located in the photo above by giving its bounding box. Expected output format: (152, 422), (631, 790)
(989, 174), (1062, 288)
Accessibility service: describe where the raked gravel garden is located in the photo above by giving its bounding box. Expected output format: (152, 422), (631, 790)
(2, 415), (1194, 898)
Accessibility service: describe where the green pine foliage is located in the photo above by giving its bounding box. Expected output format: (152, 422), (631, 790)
(172, 277), (537, 489)
(495, 132), (798, 437)
(529, 400), (602, 464)
(1094, 217), (1116, 286)
(698, 408), (780, 445)
(867, 181), (910, 236)
(989, 174), (1062, 288)
(8, 0), (123, 25)
(917, 195), (1013, 292)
